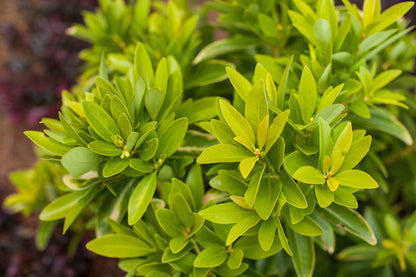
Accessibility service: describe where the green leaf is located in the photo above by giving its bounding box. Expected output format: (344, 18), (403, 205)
(139, 138), (158, 161)
(239, 156), (258, 179)
(88, 140), (122, 156)
(288, 11), (316, 44)
(286, 227), (315, 277)
(176, 97), (219, 124)
(359, 29), (397, 53)
(220, 100), (255, 148)
(339, 136), (372, 172)
(314, 19), (332, 46)
(286, 216), (323, 237)
(61, 147), (99, 178)
(186, 165), (205, 210)
(315, 184), (334, 208)
(25, 131), (71, 156)
(134, 43), (154, 85)
(39, 191), (84, 221)
(129, 159), (154, 173)
(82, 101), (120, 143)
(254, 177), (281, 220)
(186, 61), (233, 89)
(154, 58), (168, 95)
(299, 67), (316, 124)
(227, 248), (244, 269)
(36, 221), (56, 251)
(330, 122), (352, 174)
(103, 157), (129, 178)
(157, 117), (188, 158)
(258, 218), (277, 252)
(156, 209), (182, 237)
(226, 215), (261, 245)
(128, 172), (157, 225)
(169, 178), (195, 211)
(284, 151), (315, 176)
(245, 80), (268, 132)
(368, 2), (414, 35)
(162, 244), (193, 263)
(281, 171), (308, 209)
(199, 203), (256, 224)
(384, 213), (402, 243)
(95, 76), (120, 98)
(350, 107), (413, 145)
(235, 235), (282, 260)
(276, 218), (293, 255)
(145, 88), (164, 120)
(322, 204), (377, 245)
(197, 144), (252, 164)
(277, 56), (293, 110)
(171, 194), (193, 227)
(193, 37), (257, 64)
(259, 13), (279, 37)
(226, 67), (252, 100)
(86, 234), (154, 258)
(293, 166), (326, 185)
(265, 110), (290, 153)
(245, 165), (266, 207)
(335, 170), (378, 189)
(193, 246), (228, 268)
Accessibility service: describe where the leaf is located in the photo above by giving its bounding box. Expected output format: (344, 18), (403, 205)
(186, 60), (233, 89)
(197, 144), (252, 164)
(335, 170), (378, 189)
(276, 218), (293, 255)
(103, 157), (129, 178)
(245, 165), (266, 207)
(226, 67), (252, 100)
(156, 209), (182, 237)
(350, 107), (413, 145)
(171, 194), (193, 227)
(368, 2), (414, 34)
(199, 203), (256, 224)
(82, 101), (120, 143)
(39, 191), (84, 221)
(61, 147), (99, 178)
(86, 234), (154, 258)
(193, 37), (258, 64)
(254, 177), (281, 220)
(315, 184), (334, 208)
(286, 227), (315, 277)
(226, 215), (261, 245)
(227, 248), (244, 269)
(157, 117), (188, 158)
(384, 213), (402, 243)
(139, 138), (158, 161)
(36, 221), (56, 251)
(239, 156), (258, 178)
(277, 56), (293, 110)
(176, 97), (218, 124)
(245, 80), (268, 132)
(339, 136), (372, 172)
(258, 219), (277, 252)
(281, 171), (308, 209)
(286, 216), (323, 237)
(373, 69), (402, 91)
(235, 235), (282, 260)
(288, 11), (316, 44)
(145, 88), (164, 120)
(330, 122), (352, 174)
(154, 58), (168, 95)
(259, 13), (279, 37)
(129, 159), (154, 173)
(193, 246), (228, 268)
(220, 100), (255, 148)
(322, 204), (377, 245)
(293, 166), (326, 185)
(134, 43), (154, 85)
(128, 172), (157, 225)
(359, 29), (397, 53)
(299, 66), (316, 123)
(314, 19), (332, 46)
(25, 131), (71, 156)
(88, 140), (122, 156)
(265, 110), (290, 153)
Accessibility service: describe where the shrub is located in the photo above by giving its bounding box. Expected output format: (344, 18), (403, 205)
(5, 0), (416, 276)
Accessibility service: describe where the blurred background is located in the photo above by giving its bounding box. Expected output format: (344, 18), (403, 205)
(0, 0), (415, 276)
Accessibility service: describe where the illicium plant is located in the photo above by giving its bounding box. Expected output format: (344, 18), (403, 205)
(5, 0), (416, 276)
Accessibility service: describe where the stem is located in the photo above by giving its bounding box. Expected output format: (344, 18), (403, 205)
(191, 238), (201, 254)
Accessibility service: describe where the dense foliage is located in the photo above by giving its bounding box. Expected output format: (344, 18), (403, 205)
(5, 0), (416, 276)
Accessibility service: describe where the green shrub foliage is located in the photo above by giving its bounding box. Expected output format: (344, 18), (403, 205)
(5, 0), (416, 276)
